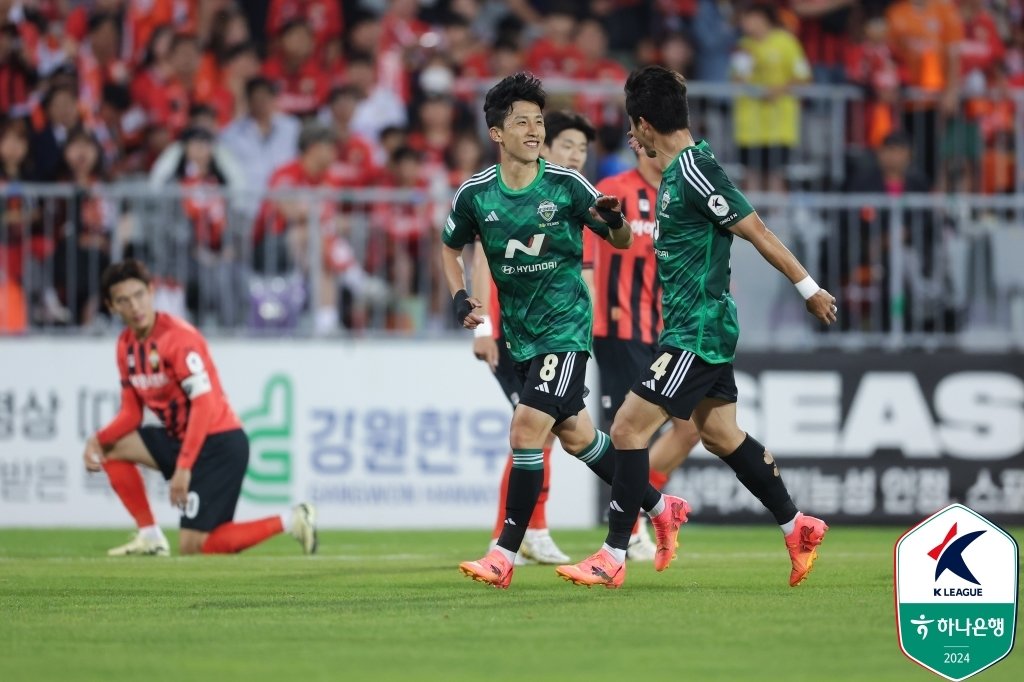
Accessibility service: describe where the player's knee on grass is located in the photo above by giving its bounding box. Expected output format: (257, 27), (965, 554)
(179, 530), (207, 555)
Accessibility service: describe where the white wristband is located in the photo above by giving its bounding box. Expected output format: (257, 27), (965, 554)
(473, 315), (493, 338)
(794, 275), (820, 300)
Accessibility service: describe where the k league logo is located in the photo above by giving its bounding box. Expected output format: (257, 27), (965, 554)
(895, 504), (1019, 681)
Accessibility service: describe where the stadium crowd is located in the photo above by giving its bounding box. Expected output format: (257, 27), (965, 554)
(1, 0), (1022, 334)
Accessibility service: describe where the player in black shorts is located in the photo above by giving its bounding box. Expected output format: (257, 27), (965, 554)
(614, 66), (837, 586)
(83, 260), (318, 556)
(467, 110), (602, 566)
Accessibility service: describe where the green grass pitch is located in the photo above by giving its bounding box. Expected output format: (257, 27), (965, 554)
(1, 526), (1020, 682)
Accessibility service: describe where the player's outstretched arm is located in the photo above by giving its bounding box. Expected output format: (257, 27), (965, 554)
(728, 212), (837, 325)
(589, 196), (633, 249)
(469, 245), (499, 370)
(441, 243), (485, 329)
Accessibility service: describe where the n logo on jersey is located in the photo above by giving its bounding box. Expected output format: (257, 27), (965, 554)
(537, 200), (557, 222)
(505, 234), (548, 259)
(708, 194), (729, 217)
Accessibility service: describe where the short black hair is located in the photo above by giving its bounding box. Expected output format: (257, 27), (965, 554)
(102, 259), (152, 303)
(245, 76), (276, 100)
(102, 84), (131, 111)
(624, 65), (689, 134)
(743, 2), (779, 24)
(188, 102), (216, 120)
(483, 72), (546, 130)
(544, 110), (595, 145)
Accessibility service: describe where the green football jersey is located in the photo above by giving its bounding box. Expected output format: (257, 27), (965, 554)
(655, 140), (754, 363)
(442, 159), (608, 362)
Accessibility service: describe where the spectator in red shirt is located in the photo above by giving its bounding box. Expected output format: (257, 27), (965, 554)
(572, 18), (628, 129)
(0, 22), (36, 118)
(0, 117), (62, 324)
(1005, 21), (1024, 87)
(444, 130), (487, 189)
(321, 84), (378, 186)
(262, 18), (329, 117)
(789, 0), (855, 83)
(167, 126), (248, 326)
(407, 92), (456, 172)
(379, 0), (429, 55)
(255, 122), (352, 334)
(132, 31), (200, 139)
(77, 12), (130, 119)
(194, 5), (251, 125)
(525, 4), (583, 77)
(369, 145), (432, 331)
(266, 0), (343, 58)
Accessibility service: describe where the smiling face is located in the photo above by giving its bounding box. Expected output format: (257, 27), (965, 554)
(542, 128), (588, 171)
(490, 100), (545, 165)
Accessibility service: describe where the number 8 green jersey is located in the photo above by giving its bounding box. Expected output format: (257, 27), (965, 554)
(443, 159), (609, 362)
(656, 140), (754, 363)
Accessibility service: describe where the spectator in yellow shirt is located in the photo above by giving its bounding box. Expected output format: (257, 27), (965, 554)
(731, 3), (811, 193)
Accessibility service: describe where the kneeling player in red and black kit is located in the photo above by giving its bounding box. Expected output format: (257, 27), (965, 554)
(83, 259), (317, 556)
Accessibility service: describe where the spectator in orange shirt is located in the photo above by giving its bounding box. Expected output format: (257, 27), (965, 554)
(262, 18), (329, 117)
(885, 0), (964, 184)
(525, 3), (583, 78)
(846, 14), (902, 148)
(944, 0), (1007, 192)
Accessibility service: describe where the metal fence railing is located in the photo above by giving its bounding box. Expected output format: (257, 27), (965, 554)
(2, 184), (1023, 349)
(461, 79), (1024, 196)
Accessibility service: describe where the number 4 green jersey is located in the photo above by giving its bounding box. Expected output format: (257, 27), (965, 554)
(656, 140), (754, 363)
(443, 159), (609, 362)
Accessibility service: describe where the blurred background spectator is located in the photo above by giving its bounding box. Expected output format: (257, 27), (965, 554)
(0, 0), (1020, 339)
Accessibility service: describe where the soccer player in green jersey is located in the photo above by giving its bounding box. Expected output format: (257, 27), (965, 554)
(441, 73), (691, 589)
(611, 65), (838, 587)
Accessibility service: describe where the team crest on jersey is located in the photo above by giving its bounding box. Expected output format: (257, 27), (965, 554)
(661, 190), (671, 211)
(148, 347), (160, 371)
(537, 200), (557, 222)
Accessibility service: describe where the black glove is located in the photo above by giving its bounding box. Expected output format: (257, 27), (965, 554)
(595, 204), (624, 230)
(452, 289), (474, 325)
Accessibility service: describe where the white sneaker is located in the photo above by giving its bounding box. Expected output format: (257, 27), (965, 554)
(488, 538), (533, 565)
(107, 532), (170, 557)
(627, 517), (657, 562)
(290, 502), (318, 554)
(520, 529), (570, 564)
